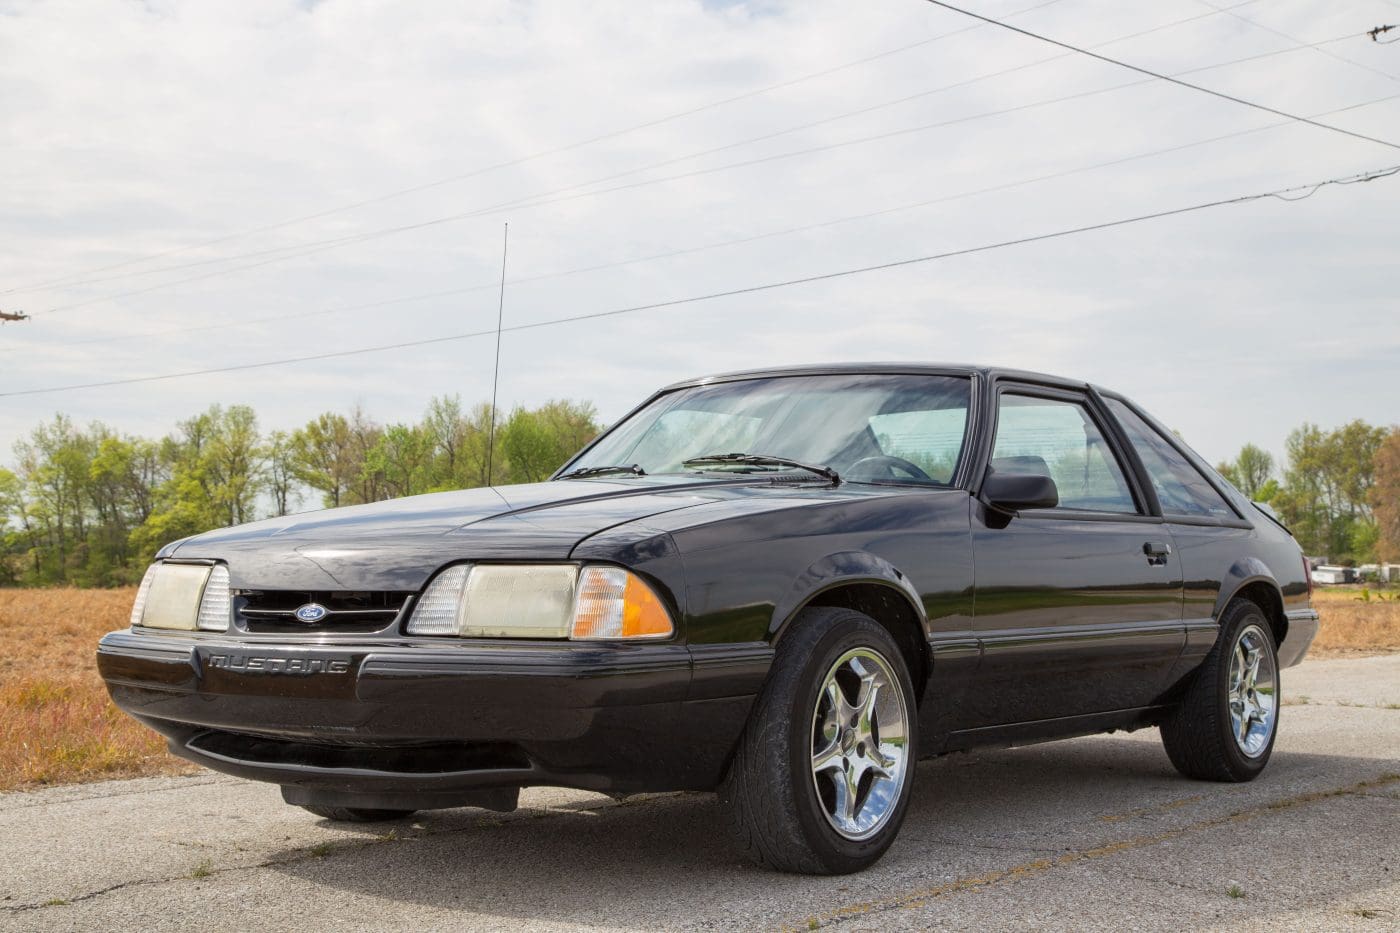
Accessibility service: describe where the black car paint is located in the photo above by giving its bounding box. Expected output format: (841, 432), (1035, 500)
(99, 363), (1319, 812)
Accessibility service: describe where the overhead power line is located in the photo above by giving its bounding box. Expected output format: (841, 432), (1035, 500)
(30, 1), (1256, 303)
(921, 0), (1400, 152)
(0, 0), (1072, 299)
(12, 85), (1397, 361)
(1196, 1), (1400, 83)
(3, 163), (1395, 399)
(31, 4), (1318, 316)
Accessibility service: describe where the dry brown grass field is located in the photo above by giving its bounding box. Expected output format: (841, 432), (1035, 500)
(0, 587), (195, 792)
(0, 584), (1395, 793)
(1307, 585), (1400, 656)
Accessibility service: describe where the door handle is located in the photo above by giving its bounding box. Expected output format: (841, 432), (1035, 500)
(1143, 541), (1171, 566)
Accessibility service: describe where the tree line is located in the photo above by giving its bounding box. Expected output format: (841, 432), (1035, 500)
(0, 398), (599, 587)
(1216, 420), (1400, 565)
(3, 403), (1396, 587)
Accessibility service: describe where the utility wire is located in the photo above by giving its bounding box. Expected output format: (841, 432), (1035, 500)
(485, 223), (508, 487)
(921, 0), (1400, 152)
(28, 1), (1253, 302)
(11, 81), (1398, 360)
(1196, 1), (1400, 83)
(32, 4), (1303, 315)
(3, 164), (1395, 399)
(0, 0), (1070, 298)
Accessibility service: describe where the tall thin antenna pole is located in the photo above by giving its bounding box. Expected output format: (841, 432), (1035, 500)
(485, 223), (508, 487)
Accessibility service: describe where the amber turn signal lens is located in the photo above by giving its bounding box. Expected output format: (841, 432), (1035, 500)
(571, 566), (673, 640)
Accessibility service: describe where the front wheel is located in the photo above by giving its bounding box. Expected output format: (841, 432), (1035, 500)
(720, 606), (918, 874)
(1160, 599), (1279, 782)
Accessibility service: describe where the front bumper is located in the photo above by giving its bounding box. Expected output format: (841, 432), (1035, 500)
(98, 630), (765, 810)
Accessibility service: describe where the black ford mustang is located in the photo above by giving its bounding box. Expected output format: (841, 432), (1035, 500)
(99, 364), (1318, 874)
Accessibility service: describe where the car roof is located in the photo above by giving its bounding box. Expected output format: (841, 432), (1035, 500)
(662, 362), (1109, 395)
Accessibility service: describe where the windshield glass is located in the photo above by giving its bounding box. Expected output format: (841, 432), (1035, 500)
(565, 373), (973, 485)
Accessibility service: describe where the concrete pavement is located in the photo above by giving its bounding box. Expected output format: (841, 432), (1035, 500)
(2, 655), (1396, 931)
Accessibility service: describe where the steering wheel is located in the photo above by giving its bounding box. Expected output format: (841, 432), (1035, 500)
(847, 455), (932, 481)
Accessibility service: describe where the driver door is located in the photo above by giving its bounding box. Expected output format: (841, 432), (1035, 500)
(963, 385), (1185, 730)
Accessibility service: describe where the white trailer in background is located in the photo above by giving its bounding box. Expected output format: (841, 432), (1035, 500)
(1310, 566), (1352, 585)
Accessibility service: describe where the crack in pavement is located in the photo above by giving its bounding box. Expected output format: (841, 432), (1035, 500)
(1098, 794), (1206, 823)
(791, 772), (1400, 930)
(0, 776), (234, 813)
(1112, 871), (1214, 896)
(918, 837), (1064, 856)
(2, 791), (684, 914)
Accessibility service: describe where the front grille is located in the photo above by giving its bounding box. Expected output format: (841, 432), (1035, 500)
(235, 590), (411, 634)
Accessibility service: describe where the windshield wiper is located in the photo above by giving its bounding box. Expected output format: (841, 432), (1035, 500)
(681, 453), (839, 484)
(557, 464), (646, 479)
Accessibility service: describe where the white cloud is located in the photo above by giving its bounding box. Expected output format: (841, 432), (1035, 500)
(0, 0), (1397, 469)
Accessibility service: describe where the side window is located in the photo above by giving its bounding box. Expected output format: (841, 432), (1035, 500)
(991, 393), (1139, 514)
(1103, 398), (1236, 520)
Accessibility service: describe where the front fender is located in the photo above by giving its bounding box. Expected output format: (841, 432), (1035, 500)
(769, 550), (928, 641)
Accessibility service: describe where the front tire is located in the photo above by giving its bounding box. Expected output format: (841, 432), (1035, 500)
(720, 606), (918, 874)
(1160, 599), (1279, 782)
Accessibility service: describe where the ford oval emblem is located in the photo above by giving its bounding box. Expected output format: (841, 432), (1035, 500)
(294, 603), (329, 623)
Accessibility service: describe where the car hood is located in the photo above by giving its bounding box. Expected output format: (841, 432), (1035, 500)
(165, 476), (799, 591)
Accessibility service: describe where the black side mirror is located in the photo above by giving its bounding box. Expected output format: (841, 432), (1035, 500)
(983, 470), (1059, 512)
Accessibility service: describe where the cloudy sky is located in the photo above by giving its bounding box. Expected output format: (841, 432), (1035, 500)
(1, 0), (1397, 471)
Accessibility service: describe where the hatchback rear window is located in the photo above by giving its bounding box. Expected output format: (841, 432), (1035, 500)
(1104, 398), (1236, 520)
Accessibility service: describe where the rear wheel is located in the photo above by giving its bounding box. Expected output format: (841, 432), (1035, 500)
(1160, 599), (1279, 782)
(300, 805), (416, 823)
(720, 606), (918, 874)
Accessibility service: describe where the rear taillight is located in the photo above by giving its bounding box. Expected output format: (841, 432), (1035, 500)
(1303, 554), (1313, 599)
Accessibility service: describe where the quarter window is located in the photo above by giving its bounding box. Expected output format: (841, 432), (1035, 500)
(1103, 398), (1236, 519)
(991, 394), (1138, 514)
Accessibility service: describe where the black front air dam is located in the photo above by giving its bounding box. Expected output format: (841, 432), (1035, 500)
(97, 631), (761, 803)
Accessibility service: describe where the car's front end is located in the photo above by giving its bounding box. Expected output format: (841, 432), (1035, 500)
(97, 484), (762, 815)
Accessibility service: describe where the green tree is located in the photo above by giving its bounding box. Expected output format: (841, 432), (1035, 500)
(1372, 429), (1400, 562)
(345, 406), (385, 505)
(1216, 444), (1274, 499)
(13, 415), (92, 582)
(499, 400), (600, 484)
(366, 423), (434, 500)
(290, 413), (355, 508)
(128, 405), (265, 563)
(1274, 420), (1385, 561)
(262, 430), (299, 517)
(0, 468), (25, 586)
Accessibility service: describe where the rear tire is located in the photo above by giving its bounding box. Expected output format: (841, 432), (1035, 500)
(300, 805), (416, 822)
(720, 606), (918, 874)
(1160, 599), (1279, 782)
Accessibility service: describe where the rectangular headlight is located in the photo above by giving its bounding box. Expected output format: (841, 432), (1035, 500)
(132, 562), (231, 633)
(140, 563), (213, 630)
(406, 563), (673, 640)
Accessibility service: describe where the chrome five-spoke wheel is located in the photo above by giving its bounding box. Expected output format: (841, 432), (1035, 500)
(721, 606), (918, 873)
(1228, 623), (1277, 758)
(1160, 599), (1280, 782)
(810, 647), (910, 841)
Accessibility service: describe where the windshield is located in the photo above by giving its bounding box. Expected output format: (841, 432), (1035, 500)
(564, 373), (973, 485)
